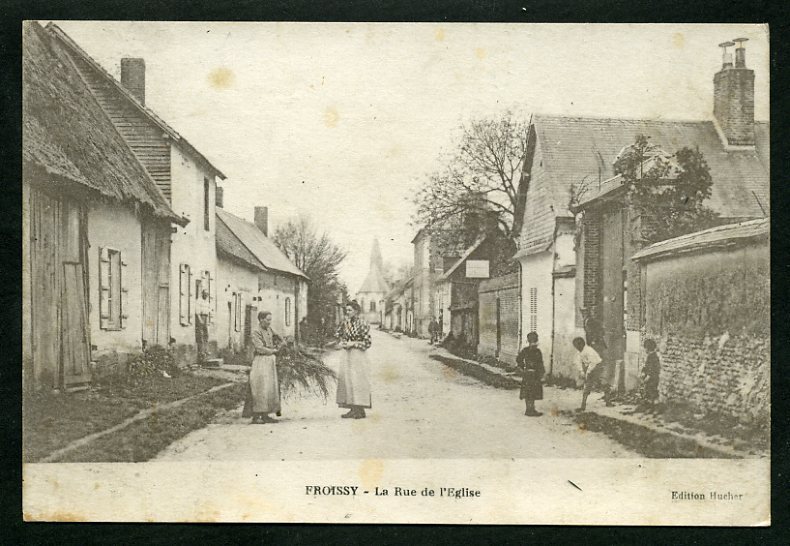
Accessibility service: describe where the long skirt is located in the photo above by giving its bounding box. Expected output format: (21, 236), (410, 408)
(336, 348), (372, 409)
(248, 354), (281, 414)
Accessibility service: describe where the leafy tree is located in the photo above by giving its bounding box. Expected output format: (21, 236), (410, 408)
(413, 112), (529, 245)
(612, 135), (720, 244)
(272, 215), (348, 330)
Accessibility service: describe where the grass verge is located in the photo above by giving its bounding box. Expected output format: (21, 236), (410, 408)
(24, 373), (227, 462)
(56, 382), (247, 462)
(430, 354), (520, 389)
(568, 411), (737, 459)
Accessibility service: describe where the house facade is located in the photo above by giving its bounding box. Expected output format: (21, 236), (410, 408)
(512, 38), (768, 382)
(215, 207), (309, 353)
(49, 24), (227, 365)
(383, 277), (414, 333)
(23, 22), (184, 390)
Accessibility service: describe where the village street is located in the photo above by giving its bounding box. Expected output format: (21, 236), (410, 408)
(156, 330), (635, 460)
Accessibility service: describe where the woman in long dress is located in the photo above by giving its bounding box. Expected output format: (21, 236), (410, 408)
(336, 301), (372, 419)
(248, 310), (284, 424)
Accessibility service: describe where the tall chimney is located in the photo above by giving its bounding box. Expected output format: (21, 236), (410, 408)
(215, 186), (224, 208)
(254, 206), (269, 236)
(120, 58), (146, 105)
(713, 38), (755, 147)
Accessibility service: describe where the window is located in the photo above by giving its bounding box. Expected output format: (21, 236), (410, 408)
(285, 298), (291, 326)
(529, 287), (538, 333)
(370, 301), (376, 312)
(203, 177), (210, 231)
(99, 247), (127, 330)
(179, 263), (192, 325)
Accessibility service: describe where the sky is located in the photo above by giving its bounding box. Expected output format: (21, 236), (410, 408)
(51, 22), (769, 293)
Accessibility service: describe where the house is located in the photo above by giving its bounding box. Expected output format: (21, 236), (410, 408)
(433, 236), (495, 350)
(22, 22), (185, 391)
(512, 38), (769, 383)
(355, 239), (390, 324)
(410, 228), (435, 337)
(383, 276), (414, 333)
(215, 206), (309, 353)
(48, 24), (228, 365)
(631, 218), (769, 421)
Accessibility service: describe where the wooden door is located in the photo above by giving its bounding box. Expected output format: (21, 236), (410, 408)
(601, 209), (625, 362)
(142, 222), (171, 346)
(62, 262), (91, 385)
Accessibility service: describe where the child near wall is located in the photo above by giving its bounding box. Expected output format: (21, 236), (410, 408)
(516, 331), (545, 417)
(641, 338), (661, 411)
(572, 337), (602, 412)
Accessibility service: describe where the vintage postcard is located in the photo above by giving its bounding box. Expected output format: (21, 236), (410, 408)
(22, 21), (769, 524)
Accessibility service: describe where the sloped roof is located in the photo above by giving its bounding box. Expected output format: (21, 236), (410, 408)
(46, 23), (226, 181)
(22, 21), (183, 224)
(437, 236), (486, 282)
(385, 276), (413, 300)
(216, 214), (265, 271)
(516, 114), (769, 255)
(632, 218), (768, 262)
(216, 209), (308, 279)
(535, 115), (768, 219)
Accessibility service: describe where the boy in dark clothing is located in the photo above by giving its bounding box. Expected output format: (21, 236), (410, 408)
(641, 339), (660, 409)
(517, 331), (545, 416)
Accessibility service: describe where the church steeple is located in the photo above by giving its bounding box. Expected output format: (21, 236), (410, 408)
(370, 238), (384, 272)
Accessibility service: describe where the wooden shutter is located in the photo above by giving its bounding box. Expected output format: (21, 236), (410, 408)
(234, 292), (243, 332)
(207, 271), (214, 324)
(187, 265), (193, 324)
(179, 263), (189, 326)
(99, 247), (111, 329)
(119, 253), (129, 329)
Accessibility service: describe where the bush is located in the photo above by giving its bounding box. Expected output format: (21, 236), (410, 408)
(127, 345), (179, 383)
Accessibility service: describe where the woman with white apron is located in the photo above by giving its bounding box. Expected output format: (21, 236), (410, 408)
(248, 310), (284, 424)
(336, 301), (372, 419)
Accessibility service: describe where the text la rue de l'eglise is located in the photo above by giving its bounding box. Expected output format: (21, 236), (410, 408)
(305, 485), (481, 498)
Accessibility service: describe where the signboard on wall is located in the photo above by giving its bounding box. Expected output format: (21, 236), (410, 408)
(466, 260), (490, 278)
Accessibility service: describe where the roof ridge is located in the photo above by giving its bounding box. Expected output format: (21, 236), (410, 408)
(45, 22), (226, 180)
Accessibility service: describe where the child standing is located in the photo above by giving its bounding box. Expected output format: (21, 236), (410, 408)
(517, 331), (545, 417)
(572, 337), (602, 412)
(641, 339), (660, 409)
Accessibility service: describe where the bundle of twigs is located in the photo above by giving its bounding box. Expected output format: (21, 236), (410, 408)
(276, 343), (337, 400)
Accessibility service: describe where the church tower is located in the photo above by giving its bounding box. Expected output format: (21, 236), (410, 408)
(355, 239), (390, 324)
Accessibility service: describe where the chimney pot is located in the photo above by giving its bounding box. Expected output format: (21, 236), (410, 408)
(254, 206), (269, 237)
(120, 58), (146, 105)
(713, 38), (755, 147)
(215, 186), (224, 208)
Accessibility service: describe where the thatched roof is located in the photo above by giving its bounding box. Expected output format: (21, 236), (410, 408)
(23, 22), (184, 224)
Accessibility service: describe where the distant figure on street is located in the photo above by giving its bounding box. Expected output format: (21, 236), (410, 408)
(336, 300), (372, 419)
(517, 331), (545, 416)
(428, 316), (440, 344)
(245, 310), (285, 424)
(641, 338), (661, 409)
(573, 337), (603, 412)
(582, 307), (614, 406)
(195, 289), (211, 362)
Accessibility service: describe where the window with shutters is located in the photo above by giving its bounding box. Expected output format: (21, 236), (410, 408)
(99, 247), (127, 330)
(285, 297), (292, 326)
(179, 263), (192, 326)
(370, 301), (376, 312)
(529, 287), (538, 333)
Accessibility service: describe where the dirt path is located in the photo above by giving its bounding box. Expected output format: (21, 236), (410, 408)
(155, 331), (636, 460)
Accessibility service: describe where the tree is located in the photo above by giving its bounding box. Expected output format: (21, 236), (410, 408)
(612, 135), (720, 244)
(271, 215), (348, 330)
(413, 112), (529, 246)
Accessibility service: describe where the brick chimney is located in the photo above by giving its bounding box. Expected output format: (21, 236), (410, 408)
(254, 206), (269, 236)
(713, 38), (754, 147)
(215, 186), (224, 208)
(121, 58), (146, 105)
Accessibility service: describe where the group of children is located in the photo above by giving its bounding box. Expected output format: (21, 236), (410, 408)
(515, 331), (661, 417)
